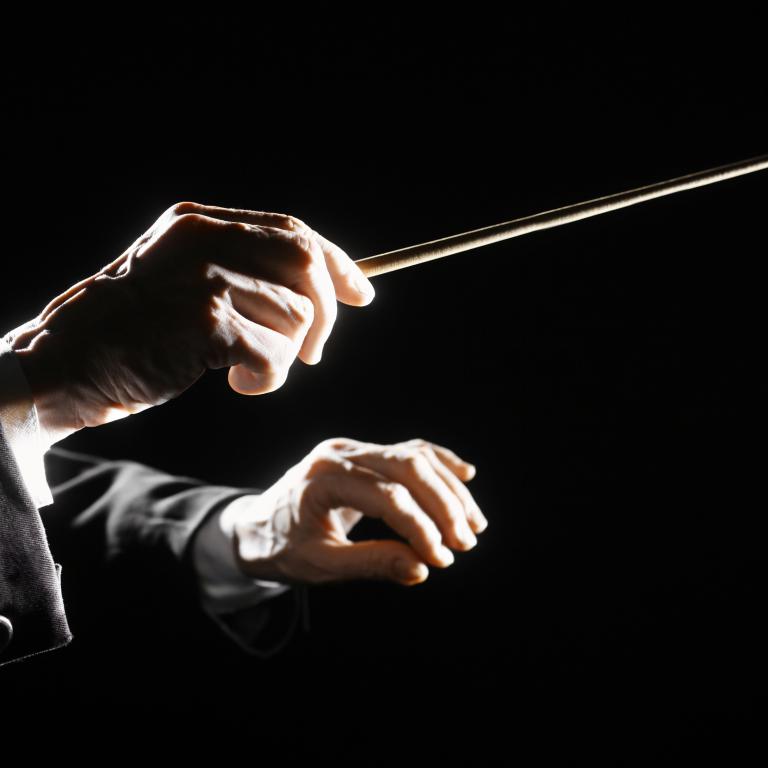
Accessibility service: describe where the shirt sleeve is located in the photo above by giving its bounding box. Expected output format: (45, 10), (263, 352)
(0, 336), (54, 509)
(191, 494), (291, 614)
(190, 493), (308, 658)
(2, 331), (307, 657)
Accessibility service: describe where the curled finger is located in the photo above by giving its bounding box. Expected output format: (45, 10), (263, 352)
(303, 464), (455, 568)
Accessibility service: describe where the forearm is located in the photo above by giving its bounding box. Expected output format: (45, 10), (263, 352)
(42, 446), (309, 657)
(43, 447), (254, 577)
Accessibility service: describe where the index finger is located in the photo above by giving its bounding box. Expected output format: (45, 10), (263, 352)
(288, 231), (339, 365)
(405, 438), (477, 481)
(310, 228), (375, 307)
(167, 203), (375, 307)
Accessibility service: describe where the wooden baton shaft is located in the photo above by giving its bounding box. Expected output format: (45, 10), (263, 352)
(354, 153), (768, 278)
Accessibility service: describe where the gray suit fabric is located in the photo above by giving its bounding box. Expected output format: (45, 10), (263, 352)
(0, 420), (72, 665)
(1, 424), (305, 667)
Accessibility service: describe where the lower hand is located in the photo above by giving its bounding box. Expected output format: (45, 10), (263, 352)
(223, 437), (488, 587)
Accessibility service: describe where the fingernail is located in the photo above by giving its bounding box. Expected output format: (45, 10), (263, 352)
(474, 512), (489, 533)
(353, 272), (375, 299)
(465, 463), (477, 479)
(459, 528), (477, 549)
(395, 559), (427, 582)
(437, 545), (455, 566)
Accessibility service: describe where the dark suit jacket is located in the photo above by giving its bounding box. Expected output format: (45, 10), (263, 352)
(1, 422), (306, 668)
(0, 420), (72, 665)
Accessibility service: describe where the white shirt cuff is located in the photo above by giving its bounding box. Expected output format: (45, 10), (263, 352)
(0, 336), (54, 508)
(191, 494), (291, 616)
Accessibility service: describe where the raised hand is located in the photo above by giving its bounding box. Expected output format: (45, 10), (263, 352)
(6, 202), (374, 446)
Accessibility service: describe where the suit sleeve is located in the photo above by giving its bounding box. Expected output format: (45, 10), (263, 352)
(1, 338), (72, 668)
(0, 336), (53, 509)
(2, 333), (308, 663)
(189, 493), (311, 657)
(42, 446), (310, 658)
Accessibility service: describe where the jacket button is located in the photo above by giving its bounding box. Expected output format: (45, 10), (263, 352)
(0, 615), (12, 654)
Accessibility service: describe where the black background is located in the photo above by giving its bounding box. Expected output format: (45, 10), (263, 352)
(1, 8), (766, 764)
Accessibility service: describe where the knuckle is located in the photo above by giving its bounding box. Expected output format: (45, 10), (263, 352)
(384, 447), (427, 476)
(334, 436), (357, 452)
(406, 438), (435, 459)
(168, 201), (200, 217)
(283, 232), (316, 271)
(196, 277), (232, 334)
(238, 344), (291, 392)
(199, 296), (231, 351)
(288, 292), (314, 329)
(380, 447), (403, 467)
(202, 263), (230, 294)
(305, 455), (340, 478)
(315, 437), (356, 458)
(405, 451), (429, 476)
(283, 214), (308, 232)
(204, 294), (227, 328)
(171, 211), (207, 232)
(381, 481), (413, 511)
(316, 436), (348, 453)
(421, 445), (439, 464)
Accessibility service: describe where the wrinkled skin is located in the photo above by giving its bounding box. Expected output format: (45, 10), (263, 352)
(7, 202), (375, 446)
(225, 437), (489, 587)
(8, 203), (488, 586)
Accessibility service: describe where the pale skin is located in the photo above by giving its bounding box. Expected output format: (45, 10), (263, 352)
(8, 202), (488, 586)
(223, 436), (488, 587)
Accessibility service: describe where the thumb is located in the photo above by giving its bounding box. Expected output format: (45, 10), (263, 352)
(316, 540), (430, 586)
(334, 264), (376, 307)
(312, 232), (375, 307)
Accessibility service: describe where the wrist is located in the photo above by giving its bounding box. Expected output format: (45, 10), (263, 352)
(225, 493), (286, 583)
